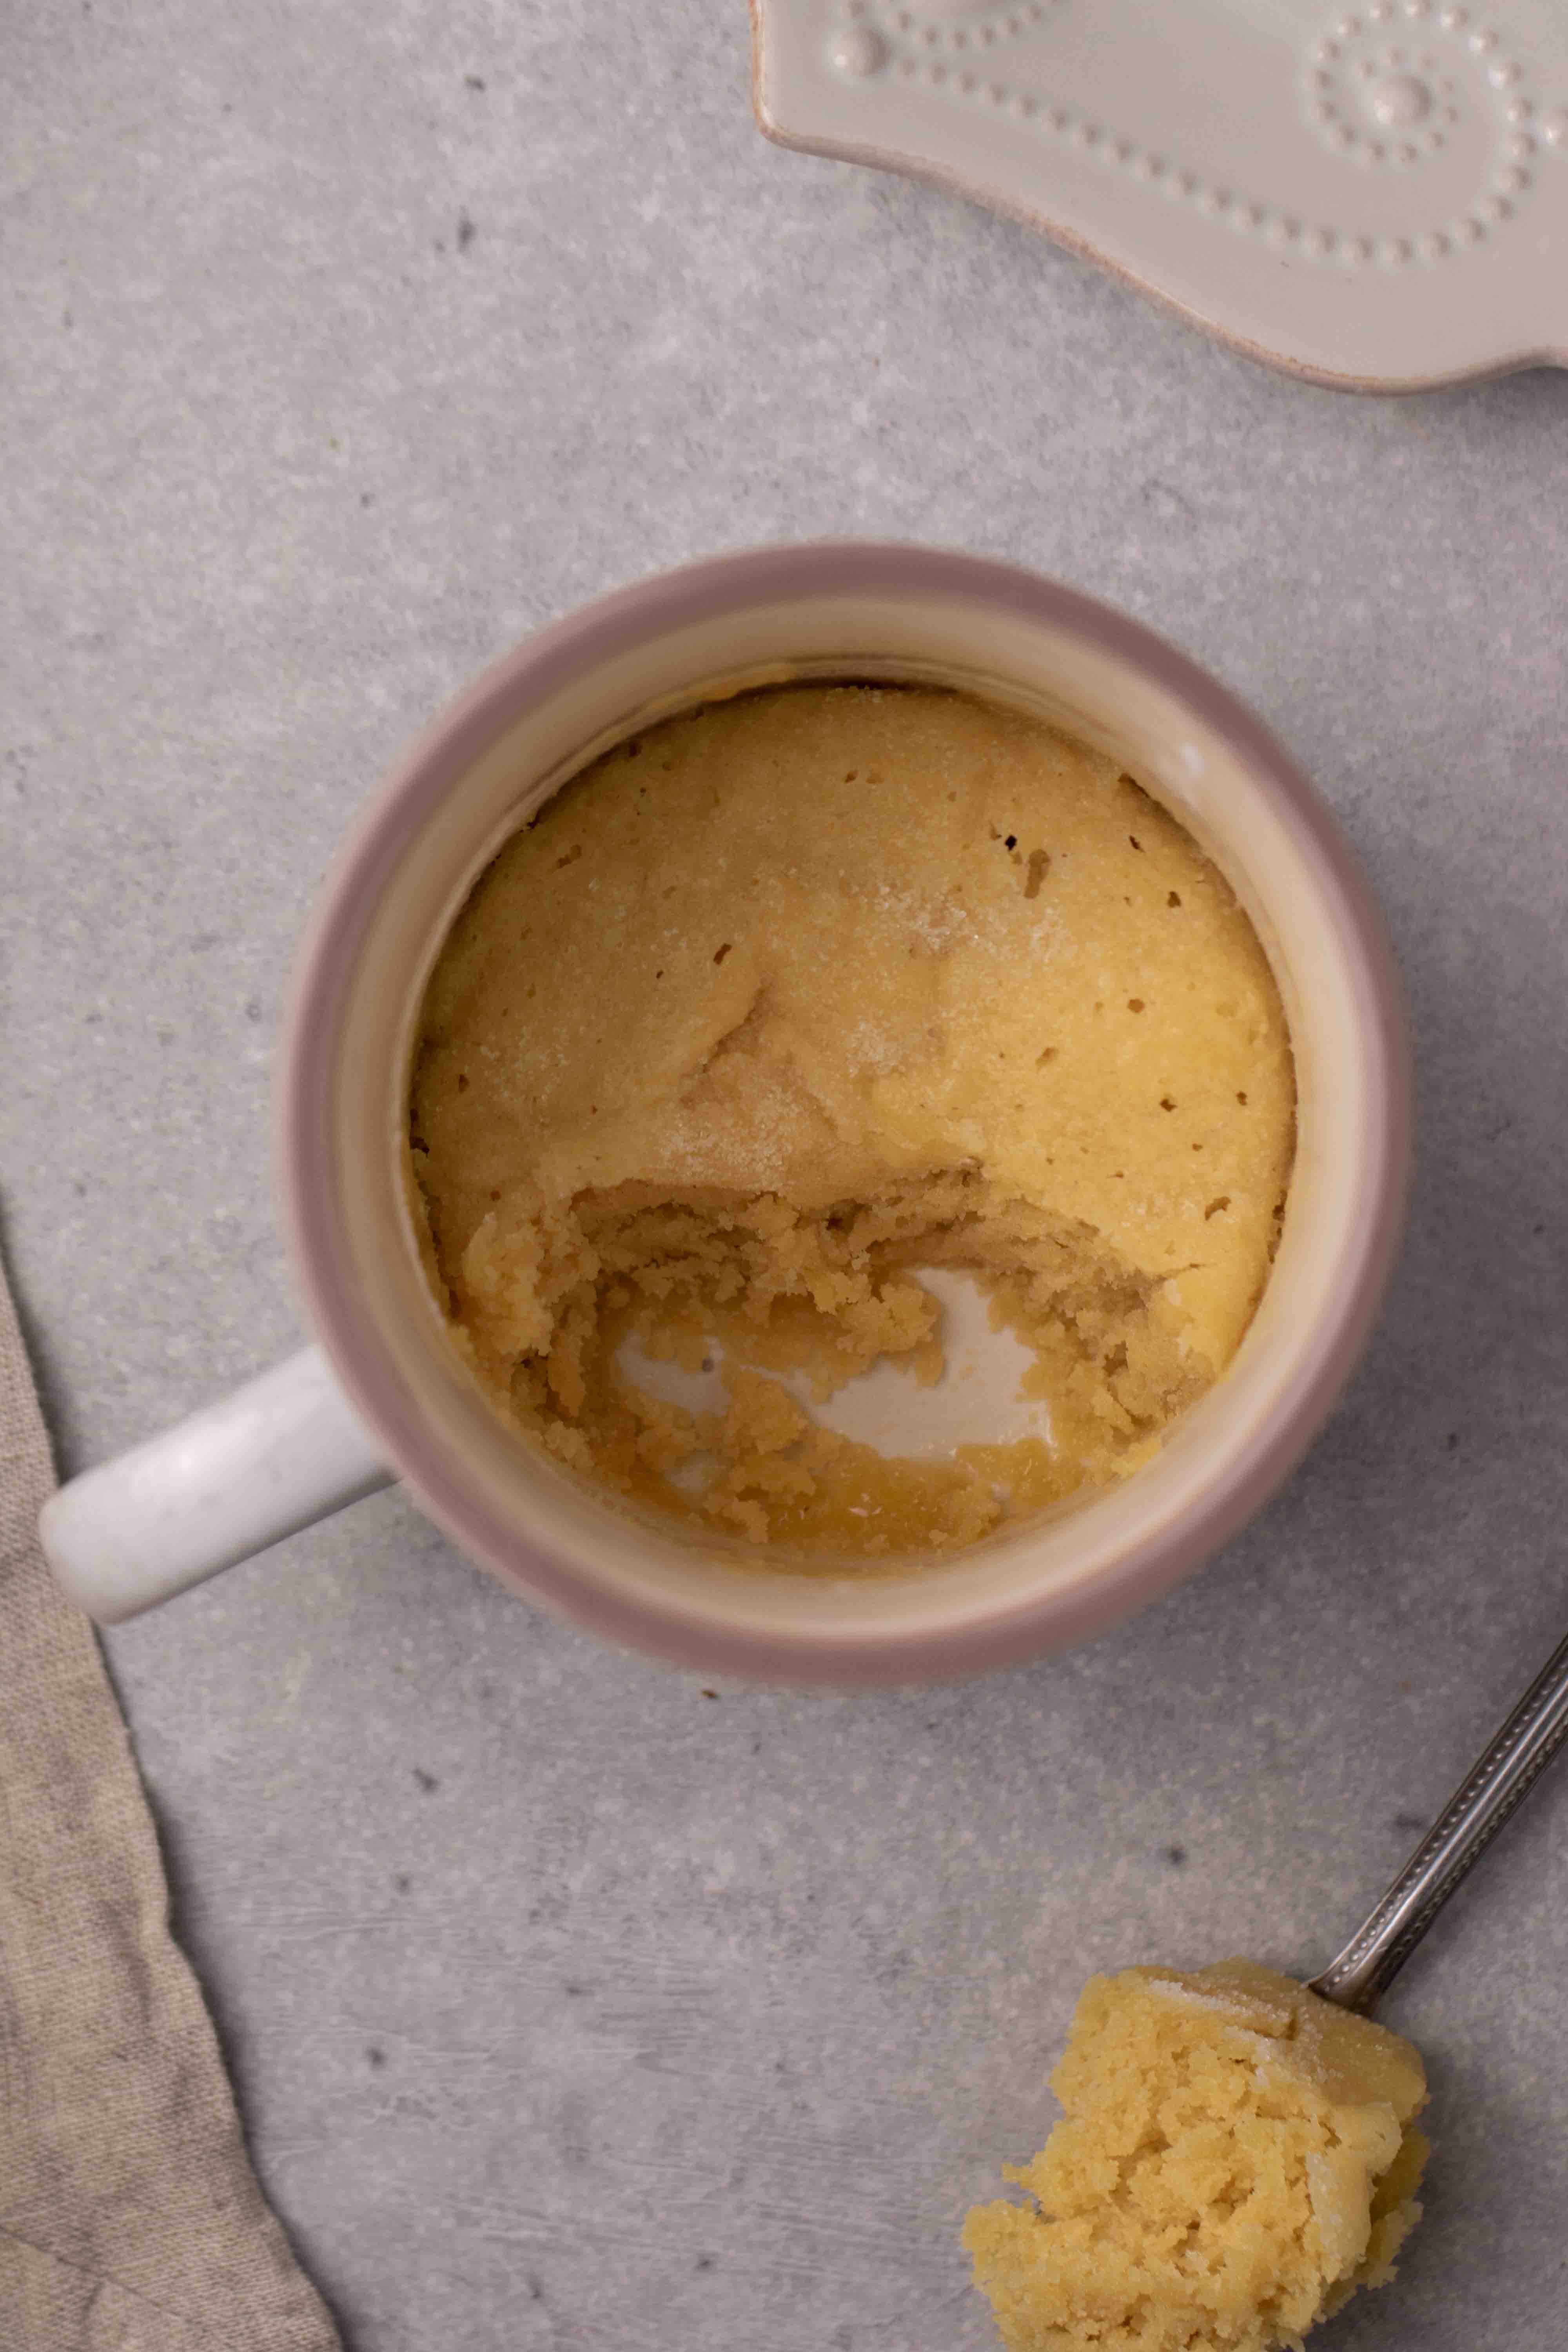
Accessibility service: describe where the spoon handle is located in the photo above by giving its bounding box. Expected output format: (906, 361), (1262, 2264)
(1309, 1625), (1568, 2014)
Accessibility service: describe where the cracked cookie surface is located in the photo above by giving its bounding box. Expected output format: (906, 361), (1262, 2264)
(409, 684), (1294, 1560)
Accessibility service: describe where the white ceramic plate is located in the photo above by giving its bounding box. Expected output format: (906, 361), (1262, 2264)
(752, 0), (1568, 388)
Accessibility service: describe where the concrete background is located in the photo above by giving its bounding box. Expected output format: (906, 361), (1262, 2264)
(4, 3), (1567, 2347)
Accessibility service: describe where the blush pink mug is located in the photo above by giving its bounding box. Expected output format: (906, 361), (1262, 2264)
(39, 546), (1410, 1682)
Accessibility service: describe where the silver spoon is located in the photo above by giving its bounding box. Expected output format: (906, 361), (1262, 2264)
(1309, 1626), (1568, 2013)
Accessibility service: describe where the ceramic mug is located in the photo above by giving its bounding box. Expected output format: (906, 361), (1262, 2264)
(39, 545), (1410, 1682)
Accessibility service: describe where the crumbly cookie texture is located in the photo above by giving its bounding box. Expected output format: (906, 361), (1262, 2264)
(409, 684), (1294, 1558)
(963, 1962), (1429, 2352)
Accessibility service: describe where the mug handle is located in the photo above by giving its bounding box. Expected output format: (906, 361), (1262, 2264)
(38, 1346), (393, 1624)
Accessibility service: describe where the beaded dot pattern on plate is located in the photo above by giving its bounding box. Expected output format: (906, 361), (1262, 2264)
(1308, 16), (1521, 154)
(834, 0), (1056, 53)
(822, 0), (1562, 268)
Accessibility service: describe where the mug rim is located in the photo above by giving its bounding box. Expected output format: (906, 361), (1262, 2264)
(277, 542), (1412, 1682)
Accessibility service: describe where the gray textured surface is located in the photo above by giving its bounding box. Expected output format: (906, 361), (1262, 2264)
(4, 4), (1568, 2348)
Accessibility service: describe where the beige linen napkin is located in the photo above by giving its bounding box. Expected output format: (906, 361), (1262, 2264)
(0, 1256), (342, 2352)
